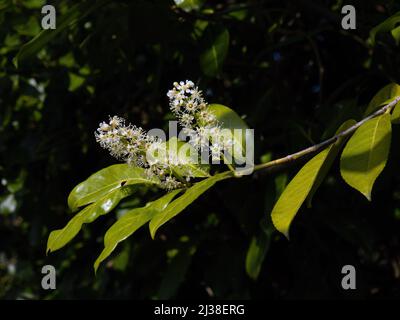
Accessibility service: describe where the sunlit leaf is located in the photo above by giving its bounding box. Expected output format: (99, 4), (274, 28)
(149, 171), (233, 239)
(307, 119), (357, 207)
(271, 120), (356, 238)
(68, 164), (160, 212)
(391, 101), (400, 124)
(94, 190), (181, 272)
(340, 113), (391, 201)
(364, 83), (400, 116)
(154, 137), (210, 178)
(47, 186), (134, 253)
(208, 104), (250, 165)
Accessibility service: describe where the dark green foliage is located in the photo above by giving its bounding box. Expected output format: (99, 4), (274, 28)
(2, 0), (400, 299)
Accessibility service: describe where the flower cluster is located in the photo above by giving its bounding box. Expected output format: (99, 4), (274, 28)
(95, 116), (184, 190)
(95, 80), (234, 190)
(95, 116), (147, 164)
(167, 80), (217, 128)
(167, 80), (233, 160)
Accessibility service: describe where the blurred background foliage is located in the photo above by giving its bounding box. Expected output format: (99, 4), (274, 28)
(1, 0), (400, 299)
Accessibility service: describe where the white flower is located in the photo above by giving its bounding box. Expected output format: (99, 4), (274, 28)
(179, 113), (194, 128)
(99, 122), (110, 131)
(109, 116), (124, 128)
(210, 143), (223, 160)
(162, 176), (182, 191)
(198, 109), (216, 126)
(96, 81), (233, 191)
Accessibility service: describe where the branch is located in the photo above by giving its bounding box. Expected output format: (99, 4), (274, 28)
(253, 96), (400, 173)
(172, 2), (264, 22)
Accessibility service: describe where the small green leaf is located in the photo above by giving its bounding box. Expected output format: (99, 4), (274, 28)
(68, 164), (160, 212)
(47, 187), (134, 253)
(364, 83), (400, 116)
(245, 228), (271, 280)
(340, 113), (392, 201)
(149, 171), (233, 239)
(14, 0), (110, 67)
(271, 120), (356, 238)
(369, 11), (400, 46)
(174, 0), (203, 12)
(307, 119), (357, 207)
(200, 26), (229, 77)
(391, 25), (400, 45)
(208, 104), (250, 164)
(157, 245), (196, 299)
(94, 190), (181, 272)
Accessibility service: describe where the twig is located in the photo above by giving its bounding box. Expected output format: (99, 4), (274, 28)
(253, 96), (400, 172)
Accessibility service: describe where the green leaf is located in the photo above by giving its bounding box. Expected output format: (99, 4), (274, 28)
(94, 190), (181, 272)
(47, 186), (134, 253)
(68, 72), (85, 92)
(391, 25), (400, 45)
(364, 83), (400, 116)
(200, 25), (229, 77)
(68, 164), (160, 212)
(174, 0), (203, 12)
(149, 171), (233, 239)
(306, 119), (357, 207)
(245, 227), (271, 280)
(14, 0), (110, 67)
(340, 113), (392, 201)
(391, 101), (400, 124)
(271, 120), (356, 238)
(369, 11), (400, 46)
(207, 104), (250, 164)
(157, 245), (196, 299)
(154, 137), (210, 178)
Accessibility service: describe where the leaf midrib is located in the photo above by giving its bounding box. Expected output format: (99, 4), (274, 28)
(366, 117), (381, 174)
(73, 176), (157, 208)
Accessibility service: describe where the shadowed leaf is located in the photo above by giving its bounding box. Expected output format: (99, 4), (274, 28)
(149, 171), (233, 238)
(94, 190), (181, 272)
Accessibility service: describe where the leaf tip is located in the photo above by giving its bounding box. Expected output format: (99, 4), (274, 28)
(12, 56), (19, 69)
(364, 191), (372, 202)
(93, 263), (99, 275)
(283, 230), (290, 241)
(150, 228), (156, 240)
(271, 216), (290, 241)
